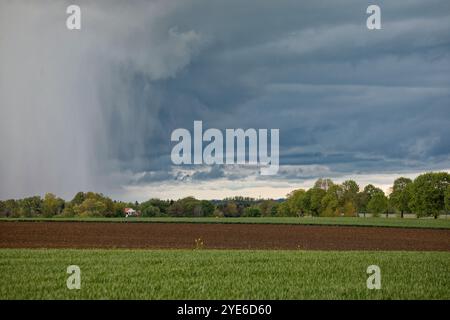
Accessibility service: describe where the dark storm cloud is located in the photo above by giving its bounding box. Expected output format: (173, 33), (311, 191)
(123, 0), (450, 183)
(1, 0), (449, 199)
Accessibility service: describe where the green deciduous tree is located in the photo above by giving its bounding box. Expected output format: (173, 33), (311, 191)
(342, 180), (359, 200)
(61, 203), (76, 217)
(258, 200), (278, 217)
(342, 180), (359, 217)
(2, 199), (18, 217)
(75, 198), (106, 217)
(42, 193), (64, 217)
(305, 187), (326, 216)
(71, 192), (86, 206)
(143, 198), (170, 215)
(139, 200), (161, 217)
(70, 192), (114, 217)
(200, 200), (215, 217)
(445, 185), (450, 217)
(222, 201), (239, 217)
(314, 178), (334, 191)
(276, 201), (291, 217)
(409, 172), (450, 218)
(321, 185), (344, 217)
(18, 196), (43, 217)
(358, 184), (384, 216)
(243, 206), (261, 217)
(113, 201), (128, 217)
(75, 198), (107, 217)
(285, 189), (308, 217)
(389, 177), (412, 218)
(167, 197), (214, 217)
(0, 201), (4, 217)
(367, 192), (388, 217)
(342, 201), (357, 217)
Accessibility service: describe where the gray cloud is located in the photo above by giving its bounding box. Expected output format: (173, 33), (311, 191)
(1, 0), (449, 200)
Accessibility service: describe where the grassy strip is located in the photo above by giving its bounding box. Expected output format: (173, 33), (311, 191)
(0, 249), (448, 299)
(1, 216), (450, 229)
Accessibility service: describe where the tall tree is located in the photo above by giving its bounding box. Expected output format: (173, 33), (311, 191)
(75, 198), (107, 217)
(243, 206), (261, 217)
(71, 192), (86, 206)
(2, 199), (18, 217)
(342, 180), (359, 217)
(18, 196), (43, 217)
(286, 189), (307, 217)
(42, 193), (64, 217)
(445, 185), (450, 218)
(389, 177), (412, 218)
(342, 180), (360, 198)
(222, 201), (239, 217)
(276, 201), (291, 217)
(305, 187), (326, 216)
(358, 184), (384, 215)
(409, 172), (450, 218)
(363, 184), (384, 198)
(314, 178), (334, 191)
(367, 192), (388, 217)
(139, 200), (161, 217)
(200, 200), (215, 217)
(258, 200), (278, 217)
(321, 184), (344, 217)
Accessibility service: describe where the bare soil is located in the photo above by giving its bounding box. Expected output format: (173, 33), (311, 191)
(0, 222), (449, 250)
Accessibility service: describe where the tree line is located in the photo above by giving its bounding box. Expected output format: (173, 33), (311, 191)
(1, 172), (449, 219)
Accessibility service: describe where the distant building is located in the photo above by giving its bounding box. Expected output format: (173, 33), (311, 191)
(124, 208), (139, 217)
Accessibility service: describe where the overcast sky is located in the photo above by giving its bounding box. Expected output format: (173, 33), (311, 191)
(1, 0), (449, 201)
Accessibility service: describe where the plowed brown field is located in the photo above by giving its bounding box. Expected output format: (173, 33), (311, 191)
(0, 222), (449, 250)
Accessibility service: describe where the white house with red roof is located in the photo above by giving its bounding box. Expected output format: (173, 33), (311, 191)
(124, 208), (139, 217)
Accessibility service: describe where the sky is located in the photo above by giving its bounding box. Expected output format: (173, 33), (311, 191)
(1, 0), (449, 201)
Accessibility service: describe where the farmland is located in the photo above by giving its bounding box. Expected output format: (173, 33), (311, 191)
(1, 219), (449, 299)
(1, 221), (449, 250)
(0, 249), (448, 299)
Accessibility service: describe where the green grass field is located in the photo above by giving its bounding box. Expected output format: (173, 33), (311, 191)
(0, 249), (448, 299)
(2, 216), (450, 229)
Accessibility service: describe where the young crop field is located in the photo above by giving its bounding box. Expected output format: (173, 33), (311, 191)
(1, 216), (450, 229)
(0, 249), (449, 300)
